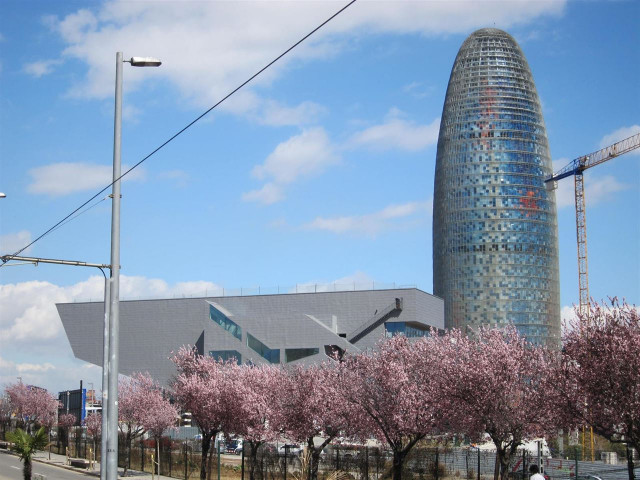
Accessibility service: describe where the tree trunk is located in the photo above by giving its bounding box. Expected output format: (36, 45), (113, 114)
(626, 444), (636, 480)
(123, 432), (132, 477)
(392, 450), (407, 480)
(310, 448), (321, 480)
(495, 444), (514, 480)
(157, 437), (161, 475)
(248, 440), (262, 480)
(23, 457), (32, 480)
(200, 431), (215, 480)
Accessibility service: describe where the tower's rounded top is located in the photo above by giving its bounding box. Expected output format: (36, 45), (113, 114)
(470, 27), (509, 36)
(456, 27), (524, 60)
(466, 27), (518, 43)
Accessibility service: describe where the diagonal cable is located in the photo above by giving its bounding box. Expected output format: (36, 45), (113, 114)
(1, 0), (357, 266)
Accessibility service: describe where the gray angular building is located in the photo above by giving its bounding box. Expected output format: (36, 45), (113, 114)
(57, 288), (443, 386)
(433, 28), (561, 346)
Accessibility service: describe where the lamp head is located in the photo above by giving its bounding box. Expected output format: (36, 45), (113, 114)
(128, 57), (162, 67)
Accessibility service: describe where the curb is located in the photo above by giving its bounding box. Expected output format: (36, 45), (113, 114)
(1, 449), (147, 480)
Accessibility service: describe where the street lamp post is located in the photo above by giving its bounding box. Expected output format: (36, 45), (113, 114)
(104, 52), (160, 480)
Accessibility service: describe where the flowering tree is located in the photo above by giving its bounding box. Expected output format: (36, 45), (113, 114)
(83, 413), (102, 462)
(270, 363), (349, 480)
(139, 380), (178, 475)
(5, 383), (30, 428)
(432, 327), (556, 480)
(5, 383), (59, 434)
(119, 373), (161, 476)
(336, 335), (444, 480)
(230, 364), (279, 480)
(58, 413), (76, 452)
(0, 395), (12, 438)
(553, 299), (640, 480)
(172, 347), (241, 480)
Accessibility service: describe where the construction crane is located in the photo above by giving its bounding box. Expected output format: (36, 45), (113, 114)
(546, 132), (640, 462)
(545, 132), (640, 314)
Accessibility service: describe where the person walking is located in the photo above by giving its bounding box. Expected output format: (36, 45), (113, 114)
(529, 464), (545, 480)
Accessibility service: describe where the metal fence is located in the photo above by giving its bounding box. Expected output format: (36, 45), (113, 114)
(1, 424), (638, 480)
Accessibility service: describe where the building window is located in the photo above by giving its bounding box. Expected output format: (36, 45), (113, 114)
(384, 322), (429, 338)
(210, 305), (241, 341)
(246, 333), (280, 364)
(285, 348), (319, 363)
(209, 350), (241, 364)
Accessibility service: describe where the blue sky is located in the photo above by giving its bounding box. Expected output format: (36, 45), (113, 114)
(1, 0), (639, 393)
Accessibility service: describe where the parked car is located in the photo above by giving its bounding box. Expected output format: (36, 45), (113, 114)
(278, 444), (303, 456)
(226, 440), (242, 454)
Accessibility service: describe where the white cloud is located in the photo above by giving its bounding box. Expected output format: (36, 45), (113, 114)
(16, 362), (56, 373)
(242, 182), (284, 205)
(402, 81), (435, 99)
(27, 162), (146, 196)
(46, 1), (566, 116)
(244, 128), (339, 204)
(598, 125), (640, 154)
(560, 304), (579, 335)
(292, 271), (377, 294)
(23, 59), (62, 78)
(0, 275), (223, 346)
(0, 231), (32, 256)
(258, 100), (327, 127)
(349, 109), (440, 152)
(0, 275), (223, 391)
(551, 159), (629, 209)
(585, 175), (629, 206)
(158, 170), (189, 188)
(304, 199), (432, 236)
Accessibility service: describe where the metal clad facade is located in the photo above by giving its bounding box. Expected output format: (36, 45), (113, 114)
(433, 28), (561, 346)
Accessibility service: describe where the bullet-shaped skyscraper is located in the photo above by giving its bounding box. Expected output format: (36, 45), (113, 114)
(433, 28), (560, 346)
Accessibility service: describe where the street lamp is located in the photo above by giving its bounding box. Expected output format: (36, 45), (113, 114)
(104, 52), (160, 480)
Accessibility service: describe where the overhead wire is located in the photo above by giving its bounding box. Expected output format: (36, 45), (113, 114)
(1, 0), (357, 266)
(47, 195), (110, 236)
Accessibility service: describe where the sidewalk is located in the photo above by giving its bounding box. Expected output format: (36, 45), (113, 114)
(26, 448), (174, 480)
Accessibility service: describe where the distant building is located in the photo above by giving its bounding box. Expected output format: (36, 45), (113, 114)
(57, 288), (444, 386)
(433, 28), (561, 346)
(58, 387), (86, 426)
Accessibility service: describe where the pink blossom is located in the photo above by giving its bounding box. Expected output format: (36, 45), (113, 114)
(430, 326), (556, 480)
(172, 347), (241, 480)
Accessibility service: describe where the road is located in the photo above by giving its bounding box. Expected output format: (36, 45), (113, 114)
(0, 452), (95, 480)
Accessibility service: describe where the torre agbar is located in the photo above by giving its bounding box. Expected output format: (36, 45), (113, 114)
(433, 28), (561, 346)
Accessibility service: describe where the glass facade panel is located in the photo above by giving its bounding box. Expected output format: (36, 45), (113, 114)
(210, 304), (241, 341)
(209, 350), (241, 364)
(285, 348), (320, 363)
(384, 322), (430, 338)
(247, 333), (280, 364)
(433, 28), (560, 347)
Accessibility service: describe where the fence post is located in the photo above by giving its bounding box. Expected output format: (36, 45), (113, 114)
(284, 446), (288, 480)
(574, 447), (579, 480)
(184, 442), (188, 480)
(218, 438), (221, 480)
(435, 448), (440, 480)
(336, 447), (340, 471)
(365, 446), (369, 480)
(241, 441), (245, 480)
(477, 448), (481, 480)
(170, 442), (173, 476)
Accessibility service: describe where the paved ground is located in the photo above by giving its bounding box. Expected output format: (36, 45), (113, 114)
(0, 448), (174, 480)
